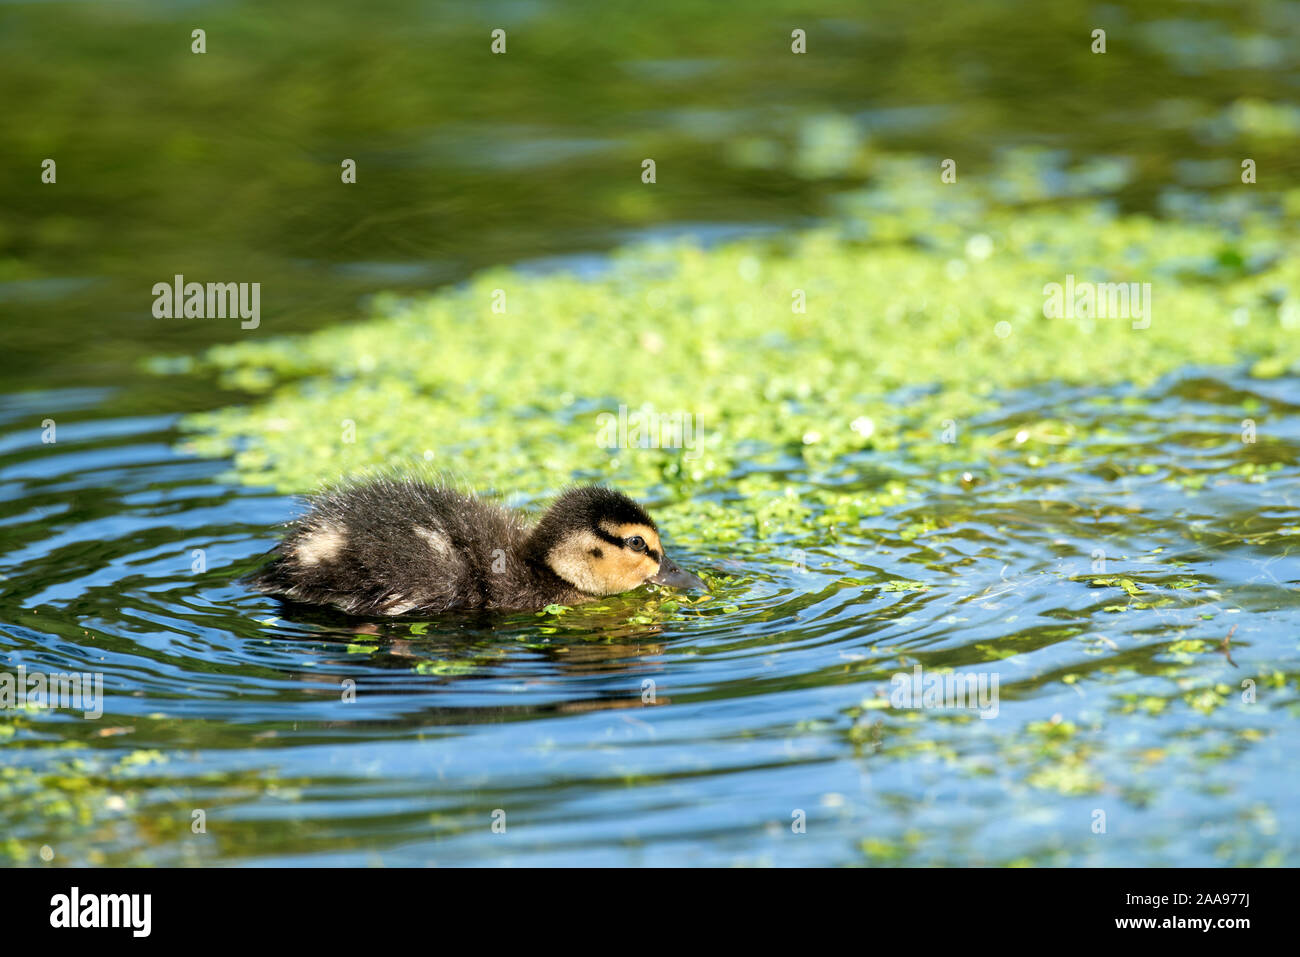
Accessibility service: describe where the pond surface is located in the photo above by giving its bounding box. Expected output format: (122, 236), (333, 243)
(2, 0), (1299, 866)
(2, 366), (1297, 866)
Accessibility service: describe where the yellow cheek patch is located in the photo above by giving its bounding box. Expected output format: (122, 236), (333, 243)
(549, 526), (663, 596)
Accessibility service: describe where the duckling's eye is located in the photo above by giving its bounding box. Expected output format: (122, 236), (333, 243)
(625, 535), (646, 552)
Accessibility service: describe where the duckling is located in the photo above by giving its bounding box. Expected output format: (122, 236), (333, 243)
(246, 479), (706, 616)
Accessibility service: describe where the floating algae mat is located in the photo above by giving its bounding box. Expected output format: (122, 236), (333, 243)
(181, 165), (1300, 525)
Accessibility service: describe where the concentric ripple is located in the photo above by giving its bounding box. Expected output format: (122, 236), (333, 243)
(1, 370), (1298, 866)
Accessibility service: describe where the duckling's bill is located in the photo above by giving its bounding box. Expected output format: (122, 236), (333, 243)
(650, 554), (707, 591)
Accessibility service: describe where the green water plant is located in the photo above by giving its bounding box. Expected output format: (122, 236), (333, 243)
(174, 162), (1300, 549)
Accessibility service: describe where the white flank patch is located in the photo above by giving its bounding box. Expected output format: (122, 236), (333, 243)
(413, 525), (453, 557)
(295, 525), (345, 565)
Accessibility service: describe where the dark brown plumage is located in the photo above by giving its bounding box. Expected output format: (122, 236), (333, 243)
(245, 480), (705, 616)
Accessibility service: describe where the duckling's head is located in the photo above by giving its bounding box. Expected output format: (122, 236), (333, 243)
(528, 486), (706, 597)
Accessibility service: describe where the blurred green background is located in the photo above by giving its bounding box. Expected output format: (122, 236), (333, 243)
(4, 0), (1298, 396)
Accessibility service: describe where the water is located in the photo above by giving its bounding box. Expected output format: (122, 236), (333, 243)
(2, 367), (1295, 866)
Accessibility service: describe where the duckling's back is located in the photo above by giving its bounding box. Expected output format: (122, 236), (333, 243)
(247, 480), (556, 615)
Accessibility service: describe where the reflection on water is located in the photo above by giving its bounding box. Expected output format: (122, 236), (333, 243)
(1, 368), (1296, 865)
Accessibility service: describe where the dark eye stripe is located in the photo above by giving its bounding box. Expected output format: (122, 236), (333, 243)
(593, 528), (657, 556)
